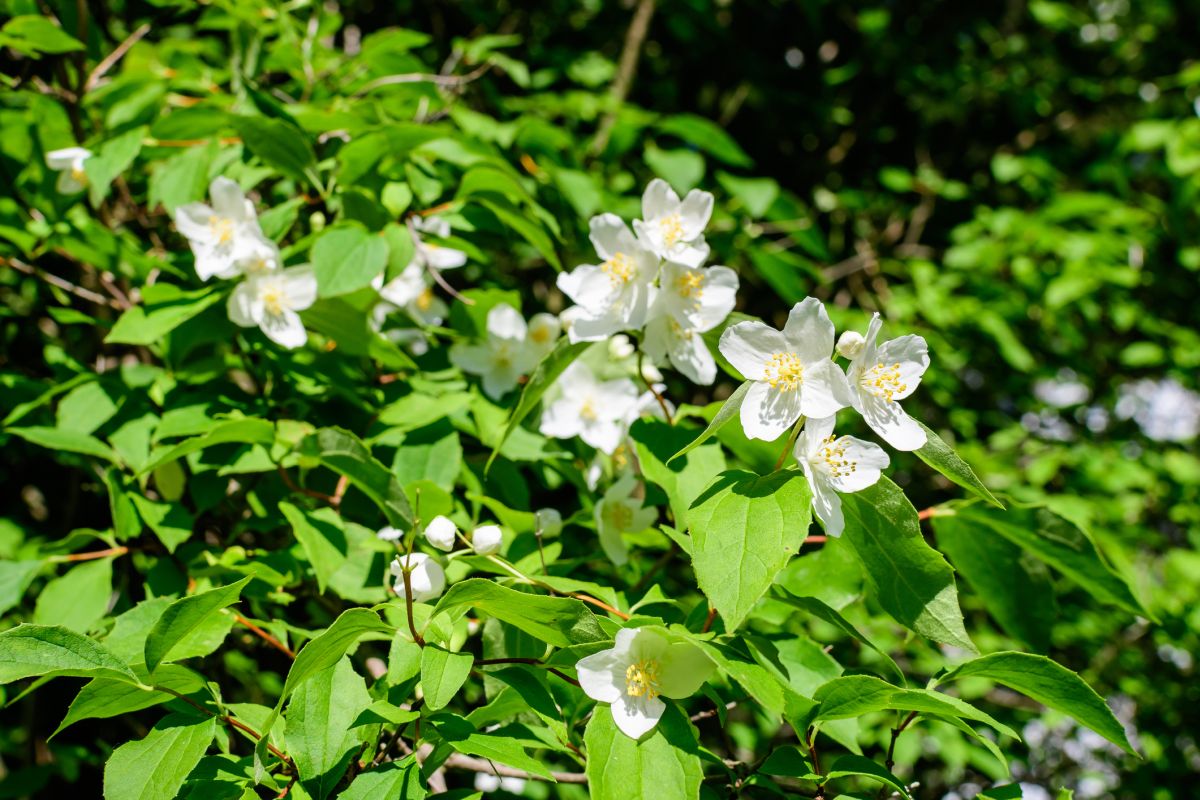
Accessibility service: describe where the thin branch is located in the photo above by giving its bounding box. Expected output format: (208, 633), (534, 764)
(690, 701), (738, 723)
(774, 416), (806, 471)
(573, 593), (630, 620)
(49, 546), (129, 563)
(442, 752), (587, 784)
(475, 657), (581, 687)
(276, 466), (338, 505)
(591, 0), (656, 155)
(155, 686), (292, 766)
(701, 607), (718, 633)
(353, 61), (494, 98)
(917, 506), (937, 521)
(637, 352), (674, 424)
(4, 257), (119, 308)
(232, 612), (295, 659)
(84, 23), (151, 93)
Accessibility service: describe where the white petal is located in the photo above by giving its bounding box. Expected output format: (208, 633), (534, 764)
(581, 419), (626, 455)
(481, 364), (520, 400)
(260, 310), (307, 349)
(718, 321), (786, 380)
(679, 189), (714, 239)
(589, 214), (640, 261)
(861, 397), (927, 451)
(809, 475), (845, 537)
(611, 695), (665, 739)
(642, 179), (680, 221)
(782, 297), (836, 364)
(565, 308), (622, 343)
(798, 359), (853, 418)
(540, 396), (583, 440)
(423, 516), (458, 551)
(595, 378), (641, 420)
(598, 514), (629, 564)
(826, 436), (889, 493)
(55, 171), (85, 194)
(669, 325), (716, 385)
(46, 147), (91, 170)
(740, 380), (803, 441)
(859, 313), (884, 367)
(575, 649), (625, 703)
(657, 642), (716, 699)
(793, 414), (836, 461)
(472, 524), (504, 555)
(380, 263), (426, 306)
(671, 239), (710, 268)
(227, 283), (259, 327)
(689, 265), (738, 332)
(487, 303), (527, 341)
(174, 203), (216, 242)
(873, 334), (930, 400)
(195, 247), (241, 281)
(421, 243), (467, 270)
(209, 177), (250, 221)
(281, 265), (318, 310)
(450, 343), (493, 376)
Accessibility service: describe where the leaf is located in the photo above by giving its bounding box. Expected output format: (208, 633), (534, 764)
(431, 579), (606, 648)
(940, 651), (1136, 754)
(301, 297), (416, 371)
(280, 502), (347, 594)
(668, 382), (749, 464)
(935, 502), (1146, 617)
(936, 515), (1056, 651)
(840, 478), (976, 652)
(420, 645), (474, 711)
(130, 495), (195, 554)
(350, 701), (421, 728)
(281, 608), (393, 701)
(102, 713), (217, 800)
(431, 712), (555, 780)
(0, 16), (84, 57)
(773, 594), (904, 684)
(825, 754), (911, 799)
(140, 417), (276, 475)
(105, 284), (225, 346)
(913, 422), (1003, 508)
(285, 658), (371, 800)
(86, 126), (147, 207)
(0, 624), (137, 685)
(233, 115), (318, 187)
(716, 172), (780, 217)
(485, 340), (592, 471)
(688, 470), (812, 631)
(654, 113), (753, 167)
(55, 664), (206, 738)
(340, 758), (425, 800)
(0, 560), (42, 615)
(311, 225), (390, 298)
(699, 640), (810, 719)
(298, 427), (414, 530)
(33, 558), (113, 633)
(144, 578), (252, 672)
(631, 418), (727, 529)
(584, 704), (703, 799)
(477, 197), (562, 270)
(813, 675), (1017, 740)
(8, 426), (118, 462)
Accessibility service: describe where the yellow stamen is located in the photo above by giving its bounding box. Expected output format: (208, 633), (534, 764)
(415, 287), (435, 312)
(580, 398), (598, 421)
(659, 213), (684, 247)
(70, 167), (88, 186)
(260, 286), (286, 316)
(765, 352), (804, 391)
(815, 435), (858, 479)
(675, 270), (705, 302)
(860, 362), (907, 402)
(625, 659), (661, 699)
(601, 252), (635, 285)
(530, 326), (550, 344)
(208, 215), (235, 245)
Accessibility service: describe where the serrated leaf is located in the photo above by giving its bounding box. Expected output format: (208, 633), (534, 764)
(298, 427), (413, 530)
(584, 704), (703, 799)
(311, 225), (390, 298)
(105, 284), (225, 346)
(281, 608), (393, 701)
(914, 422), (1003, 508)
(140, 418), (275, 475)
(0, 624), (137, 685)
(431, 579), (605, 648)
(840, 478), (975, 652)
(668, 381), (749, 464)
(8, 426), (118, 462)
(420, 645), (474, 711)
(144, 578), (252, 672)
(285, 658), (371, 800)
(103, 713), (216, 800)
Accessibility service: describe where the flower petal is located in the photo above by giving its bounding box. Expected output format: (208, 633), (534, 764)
(540, 396), (583, 440)
(282, 265), (318, 311)
(575, 648), (625, 704)
(798, 359), (853, 418)
(679, 189), (714, 239)
(209, 177), (250, 221)
(481, 364), (520, 400)
(657, 642), (716, 699)
(450, 343), (492, 376)
(718, 322), (786, 381)
(260, 309), (307, 349)
(809, 474), (845, 537)
(740, 380), (803, 441)
(826, 436), (889, 493)
(668, 325), (716, 385)
(421, 243), (467, 270)
(873, 334), (930, 400)
(861, 396), (927, 450)
(611, 695), (665, 740)
(598, 517), (630, 565)
(793, 414), (836, 461)
(589, 213), (639, 261)
(227, 283), (259, 328)
(642, 179), (680, 221)
(487, 303), (527, 341)
(689, 265), (738, 332)
(782, 297), (835, 364)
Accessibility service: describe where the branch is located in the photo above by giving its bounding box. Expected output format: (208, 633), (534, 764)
(637, 351), (673, 424)
(84, 23), (151, 93)
(276, 466), (338, 505)
(441, 752), (587, 784)
(231, 612), (296, 659)
(353, 61), (494, 98)
(49, 546), (129, 563)
(4, 257), (120, 308)
(591, 0), (657, 155)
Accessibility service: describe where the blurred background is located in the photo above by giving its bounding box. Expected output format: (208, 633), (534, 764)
(3, 0), (1199, 796)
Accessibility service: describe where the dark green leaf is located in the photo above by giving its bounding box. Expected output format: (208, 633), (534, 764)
(914, 422), (1003, 508)
(420, 645), (474, 711)
(0, 624), (137, 685)
(103, 713), (217, 800)
(431, 579), (605, 648)
(298, 427), (413, 530)
(144, 578), (251, 672)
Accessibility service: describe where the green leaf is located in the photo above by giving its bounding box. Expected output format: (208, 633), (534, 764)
(813, 675), (1017, 739)
(940, 651), (1136, 754)
(668, 382), (749, 464)
(825, 754), (911, 799)
(934, 502), (1146, 617)
(104, 597), (235, 665)
(55, 664), (206, 738)
(476, 197), (562, 270)
(485, 340), (592, 471)
(350, 701), (421, 728)
(311, 225), (390, 298)
(688, 470), (812, 631)
(632, 418), (727, 529)
(105, 284), (225, 346)
(130, 495), (195, 554)
(431, 712), (555, 780)
(281, 608), (393, 701)
(340, 758), (425, 800)
(301, 297), (416, 371)
(699, 640), (811, 719)
(420, 645), (474, 711)
(144, 578), (252, 672)
(280, 502), (347, 594)
(716, 172), (780, 217)
(0, 16), (84, 56)
(8, 426), (118, 462)
(0, 624), (137, 685)
(773, 594), (904, 684)
(233, 115), (318, 187)
(0, 560), (42, 616)
(285, 658), (371, 800)
(840, 478), (976, 652)
(33, 558), (113, 633)
(431, 579), (606, 648)
(297, 427), (413, 530)
(584, 704), (703, 799)
(86, 126), (147, 207)
(141, 417), (276, 475)
(644, 145), (705, 192)
(103, 713), (217, 800)
(913, 422), (1003, 508)
(654, 113), (753, 167)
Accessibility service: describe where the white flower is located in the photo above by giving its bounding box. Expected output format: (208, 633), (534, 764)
(793, 415), (889, 537)
(377, 526), (404, 542)
(641, 261), (738, 385)
(836, 330), (866, 360)
(557, 215), (658, 342)
(593, 473), (656, 566)
(526, 313), (561, 360)
(389, 553), (446, 602)
(633, 179), (713, 267)
(642, 316), (715, 385)
(576, 626), (714, 739)
(845, 313), (930, 451)
(534, 508), (563, 537)
(609, 334), (636, 359)
(374, 265), (449, 326)
(227, 265), (318, 349)
(423, 516), (458, 552)
(474, 773), (527, 793)
(175, 177), (278, 281)
(540, 362), (639, 454)
(471, 524), (503, 555)
(45, 147), (92, 194)
(450, 304), (540, 400)
(718, 297), (854, 441)
(412, 215), (468, 271)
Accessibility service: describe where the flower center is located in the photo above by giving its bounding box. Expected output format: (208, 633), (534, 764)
(70, 166), (87, 185)
(601, 252), (635, 285)
(612, 443), (630, 470)
(813, 435), (857, 479)
(765, 352), (804, 391)
(675, 270), (705, 301)
(860, 362), (907, 402)
(208, 215), (235, 245)
(259, 284), (286, 316)
(659, 214), (684, 246)
(668, 318), (693, 340)
(415, 287), (435, 312)
(606, 501), (633, 530)
(579, 397), (598, 421)
(625, 658), (661, 699)
(530, 326), (550, 344)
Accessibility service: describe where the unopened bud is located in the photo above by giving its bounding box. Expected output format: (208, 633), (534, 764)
(535, 508), (563, 537)
(836, 330), (866, 360)
(609, 334), (635, 359)
(423, 515), (458, 552)
(471, 524), (503, 555)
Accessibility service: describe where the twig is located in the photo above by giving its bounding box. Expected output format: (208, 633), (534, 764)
(878, 710), (919, 798)
(156, 686), (292, 766)
(353, 61), (494, 98)
(701, 607), (718, 633)
(84, 23), (151, 93)
(442, 752), (587, 784)
(917, 507), (937, 521)
(276, 466), (338, 505)
(573, 593), (630, 620)
(591, 0), (657, 155)
(49, 546), (129, 563)
(690, 701), (738, 722)
(4, 257), (119, 308)
(475, 657), (581, 687)
(401, 568), (426, 647)
(774, 417), (806, 471)
(232, 612), (296, 659)
(637, 351), (673, 423)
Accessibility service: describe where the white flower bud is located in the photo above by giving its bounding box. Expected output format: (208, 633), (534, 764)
(389, 553), (445, 602)
(836, 330), (866, 360)
(423, 515), (458, 552)
(471, 524), (503, 555)
(640, 361), (663, 383)
(608, 334), (635, 359)
(377, 526), (404, 542)
(534, 508), (563, 538)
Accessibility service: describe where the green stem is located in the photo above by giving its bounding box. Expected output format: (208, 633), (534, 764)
(774, 415), (806, 471)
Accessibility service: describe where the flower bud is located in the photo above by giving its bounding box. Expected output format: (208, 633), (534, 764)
(836, 330), (866, 360)
(534, 508), (563, 537)
(609, 334), (635, 359)
(640, 361), (663, 383)
(423, 515), (458, 552)
(377, 526), (404, 542)
(471, 524), (503, 555)
(389, 553), (445, 602)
